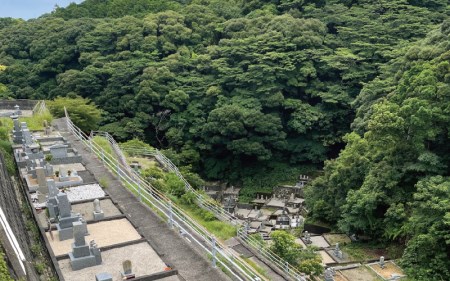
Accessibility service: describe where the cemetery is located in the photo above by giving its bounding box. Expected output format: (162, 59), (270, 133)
(0, 105), (410, 281)
(6, 113), (179, 281)
(122, 143), (410, 281)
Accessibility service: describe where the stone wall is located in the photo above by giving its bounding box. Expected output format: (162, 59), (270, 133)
(0, 99), (39, 110)
(0, 152), (39, 280)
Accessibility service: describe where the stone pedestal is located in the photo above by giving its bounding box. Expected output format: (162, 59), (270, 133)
(69, 222), (102, 270)
(93, 211), (104, 221)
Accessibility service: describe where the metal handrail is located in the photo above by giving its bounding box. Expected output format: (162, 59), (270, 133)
(64, 108), (264, 281)
(84, 131), (309, 281)
(115, 146), (237, 223)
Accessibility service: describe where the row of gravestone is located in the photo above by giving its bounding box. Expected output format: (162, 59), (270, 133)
(10, 116), (84, 196)
(47, 182), (107, 271)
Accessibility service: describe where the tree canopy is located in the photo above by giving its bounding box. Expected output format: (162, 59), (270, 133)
(1, 2), (450, 278)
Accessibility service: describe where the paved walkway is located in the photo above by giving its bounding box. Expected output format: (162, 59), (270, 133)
(54, 119), (230, 281)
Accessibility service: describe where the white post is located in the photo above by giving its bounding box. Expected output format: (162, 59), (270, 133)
(138, 178), (142, 202)
(211, 235), (217, 268)
(168, 201), (174, 228)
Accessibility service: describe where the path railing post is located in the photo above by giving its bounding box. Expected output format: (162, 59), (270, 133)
(211, 235), (217, 268)
(168, 201), (174, 229)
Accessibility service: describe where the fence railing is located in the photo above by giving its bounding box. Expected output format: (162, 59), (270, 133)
(32, 100), (47, 115)
(64, 108), (264, 281)
(116, 145), (237, 224)
(88, 133), (309, 281)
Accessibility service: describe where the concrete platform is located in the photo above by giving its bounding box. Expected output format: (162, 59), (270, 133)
(319, 250), (335, 265)
(46, 218), (141, 256)
(310, 235), (330, 248)
(37, 199), (121, 228)
(341, 266), (379, 281)
(58, 242), (167, 281)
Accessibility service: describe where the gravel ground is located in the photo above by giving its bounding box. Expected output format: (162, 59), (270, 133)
(58, 242), (167, 281)
(71, 199), (122, 221)
(319, 250), (335, 265)
(46, 218), (141, 256)
(64, 184), (105, 202)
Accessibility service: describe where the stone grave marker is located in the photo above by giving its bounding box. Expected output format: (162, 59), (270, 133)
(22, 129), (34, 145)
(68, 222), (102, 270)
(56, 192), (82, 240)
(324, 267), (334, 281)
(304, 231), (311, 244)
(36, 167), (48, 194)
(379, 256), (385, 269)
(93, 199), (104, 221)
(121, 260), (135, 278)
(50, 144), (68, 159)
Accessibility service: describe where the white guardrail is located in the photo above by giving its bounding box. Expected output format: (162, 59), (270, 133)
(64, 108), (264, 281)
(98, 138), (308, 281)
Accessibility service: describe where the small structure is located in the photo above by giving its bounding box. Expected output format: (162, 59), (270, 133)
(56, 192), (83, 241)
(303, 231), (312, 244)
(49, 144), (69, 159)
(69, 222), (102, 270)
(47, 179), (59, 220)
(121, 260), (135, 279)
(324, 267), (335, 281)
(379, 256), (385, 269)
(333, 243), (343, 259)
(93, 199), (104, 221)
(274, 209), (290, 230)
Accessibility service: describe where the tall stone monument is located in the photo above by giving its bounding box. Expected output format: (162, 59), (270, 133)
(46, 179), (59, 220)
(56, 192), (83, 241)
(69, 221), (102, 270)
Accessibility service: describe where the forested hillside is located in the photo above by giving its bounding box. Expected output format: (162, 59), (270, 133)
(0, 2), (449, 278)
(0, 1), (448, 181)
(306, 22), (450, 280)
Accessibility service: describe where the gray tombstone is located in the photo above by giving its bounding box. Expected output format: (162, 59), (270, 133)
(93, 199), (104, 221)
(69, 222), (102, 270)
(73, 221), (86, 247)
(122, 260), (132, 275)
(324, 268), (334, 281)
(379, 256), (385, 269)
(14, 104), (21, 115)
(93, 199), (101, 213)
(47, 179), (58, 198)
(22, 129), (33, 145)
(59, 166), (70, 182)
(58, 193), (71, 218)
(49, 144), (68, 159)
(36, 167), (48, 193)
(334, 243), (344, 259)
(44, 163), (54, 177)
(304, 231), (311, 244)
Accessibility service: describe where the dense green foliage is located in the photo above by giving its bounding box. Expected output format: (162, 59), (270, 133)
(0, 249), (13, 281)
(270, 230), (322, 276)
(47, 95), (102, 132)
(306, 22), (450, 280)
(1, 2), (450, 278)
(1, 0), (448, 184)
